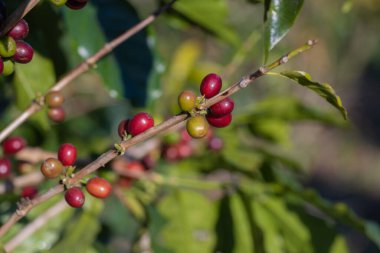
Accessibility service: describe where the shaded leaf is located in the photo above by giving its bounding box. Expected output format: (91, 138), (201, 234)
(264, 0), (304, 60)
(279, 71), (348, 119)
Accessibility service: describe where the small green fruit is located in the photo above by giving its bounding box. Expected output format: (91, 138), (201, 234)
(50, 0), (67, 6)
(186, 115), (209, 139)
(178, 90), (196, 112)
(2, 59), (14, 76)
(0, 36), (16, 58)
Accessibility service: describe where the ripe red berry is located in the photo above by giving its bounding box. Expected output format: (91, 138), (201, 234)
(200, 73), (222, 98)
(12, 40), (33, 64)
(48, 107), (65, 123)
(186, 116), (209, 139)
(117, 119), (129, 139)
(2, 136), (26, 154)
(41, 158), (63, 178)
(58, 143), (77, 166)
(7, 19), (29, 40)
(65, 0), (87, 10)
(86, 177), (112, 199)
(0, 57), (3, 74)
(0, 158), (11, 179)
(65, 187), (85, 208)
(178, 90), (197, 112)
(21, 186), (38, 199)
(45, 91), (64, 108)
(209, 97), (234, 116)
(127, 112), (154, 137)
(206, 113), (232, 128)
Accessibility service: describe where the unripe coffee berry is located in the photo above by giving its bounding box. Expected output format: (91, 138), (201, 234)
(86, 177), (112, 199)
(2, 136), (26, 154)
(65, 0), (87, 10)
(58, 143), (77, 166)
(0, 36), (16, 58)
(209, 97), (234, 116)
(41, 158), (63, 178)
(206, 113), (232, 128)
(0, 158), (11, 179)
(12, 41), (34, 64)
(128, 112), (154, 136)
(50, 0), (68, 7)
(2, 59), (14, 76)
(45, 91), (64, 108)
(186, 115), (209, 139)
(200, 73), (222, 98)
(178, 90), (196, 112)
(117, 119), (129, 139)
(65, 187), (85, 208)
(7, 19), (29, 40)
(48, 107), (65, 122)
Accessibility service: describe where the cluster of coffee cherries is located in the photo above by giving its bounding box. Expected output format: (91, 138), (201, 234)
(50, 0), (88, 10)
(0, 18), (34, 76)
(117, 112), (155, 140)
(40, 143), (112, 208)
(45, 90), (65, 123)
(178, 73), (234, 139)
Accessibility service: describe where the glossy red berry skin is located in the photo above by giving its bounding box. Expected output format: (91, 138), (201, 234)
(86, 177), (112, 199)
(12, 41), (33, 64)
(45, 91), (64, 108)
(7, 19), (29, 40)
(206, 113), (232, 128)
(2, 136), (26, 154)
(65, 187), (85, 208)
(128, 112), (154, 137)
(0, 158), (11, 179)
(41, 158), (63, 178)
(58, 143), (77, 166)
(117, 119), (129, 139)
(65, 0), (87, 10)
(209, 98), (234, 116)
(48, 107), (65, 123)
(21, 186), (38, 199)
(200, 73), (222, 98)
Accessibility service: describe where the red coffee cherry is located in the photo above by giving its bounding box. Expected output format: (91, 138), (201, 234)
(65, 187), (85, 208)
(48, 107), (65, 123)
(21, 186), (38, 199)
(0, 57), (3, 74)
(178, 90), (197, 112)
(186, 116), (209, 139)
(200, 73), (222, 98)
(41, 158), (63, 178)
(0, 158), (11, 179)
(7, 19), (29, 40)
(65, 0), (87, 10)
(209, 97), (234, 116)
(12, 40), (34, 64)
(58, 143), (77, 166)
(127, 112), (154, 137)
(45, 91), (64, 108)
(2, 136), (26, 154)
(117, 119), (129, 139)
(206, 113), (232, 128)
(86, 177), (112, 199)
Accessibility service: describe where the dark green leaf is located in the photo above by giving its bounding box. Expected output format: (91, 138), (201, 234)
(365, 221), (380, 249)
(264, 0), (304, 60)
(279, 71), (348, 119)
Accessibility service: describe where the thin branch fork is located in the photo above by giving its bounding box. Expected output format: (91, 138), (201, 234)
(0, 0), (178, 143)
(0, 39), (317, 239)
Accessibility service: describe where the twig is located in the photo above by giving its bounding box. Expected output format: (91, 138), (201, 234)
(0, 0), (40, 37)
(0, 0), (178, 143)
(15, 147), (56, 164)
(0, 39), (317, 238)
(4, 200), (67, 252)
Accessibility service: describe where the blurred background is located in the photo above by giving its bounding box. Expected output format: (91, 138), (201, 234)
(1, 0), (380, 252)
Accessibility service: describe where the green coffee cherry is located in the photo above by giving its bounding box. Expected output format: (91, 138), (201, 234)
(186, 115), (209, 139)
(2, 59), (15, 76)
(0, 36), (16, 58)
(50, 0), (68, 6)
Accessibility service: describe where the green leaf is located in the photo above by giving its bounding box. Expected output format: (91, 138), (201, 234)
(173, 0), (240, 46)
(365, 221), (380, 249)
(279, 71), (348, 119)
(264, 0), (304, 60)
(13, 51), (54, 130)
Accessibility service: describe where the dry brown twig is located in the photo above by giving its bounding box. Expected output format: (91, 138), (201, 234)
(0, 39), (318, 238)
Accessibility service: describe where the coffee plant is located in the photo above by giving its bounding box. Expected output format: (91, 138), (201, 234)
(0, 0), (379, 252)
